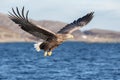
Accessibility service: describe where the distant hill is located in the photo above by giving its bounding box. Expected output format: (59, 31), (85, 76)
(84, 29), (120, 38)
(83, 29), (120, 42)
(0, 13), (120, 43)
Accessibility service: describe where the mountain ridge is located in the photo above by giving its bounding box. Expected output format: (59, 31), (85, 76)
(0, 13), (120, 43)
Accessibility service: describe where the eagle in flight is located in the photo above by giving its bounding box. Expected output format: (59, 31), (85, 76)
(9, 7), (94, 56)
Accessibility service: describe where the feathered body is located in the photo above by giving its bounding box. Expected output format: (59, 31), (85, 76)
(9, 7), (94, 56)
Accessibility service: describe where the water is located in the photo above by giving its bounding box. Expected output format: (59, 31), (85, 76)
(0, 42), (120, 80)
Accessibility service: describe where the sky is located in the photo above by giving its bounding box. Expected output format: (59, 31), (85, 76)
(0, 0), (120, 31)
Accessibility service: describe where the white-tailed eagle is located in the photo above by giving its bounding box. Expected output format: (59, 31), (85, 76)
(8, 7), (94, 56)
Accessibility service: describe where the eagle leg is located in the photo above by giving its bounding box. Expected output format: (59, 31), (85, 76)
(47, 51), (52, 56)
(44, 51), (48, 56)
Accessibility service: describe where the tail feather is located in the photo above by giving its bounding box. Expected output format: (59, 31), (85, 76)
(34, 42), (43, 52)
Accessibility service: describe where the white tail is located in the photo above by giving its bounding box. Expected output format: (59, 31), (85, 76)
(34, 42), (43, 52)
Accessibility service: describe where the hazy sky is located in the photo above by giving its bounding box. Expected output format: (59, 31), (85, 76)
(0, 0), (120, 31)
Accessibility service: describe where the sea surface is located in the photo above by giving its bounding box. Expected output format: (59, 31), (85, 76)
(0, 42), (120, 80)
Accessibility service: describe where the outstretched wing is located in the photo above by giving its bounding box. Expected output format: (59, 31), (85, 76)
(8, 7), (57, 40)
(58, 12), (94, 34)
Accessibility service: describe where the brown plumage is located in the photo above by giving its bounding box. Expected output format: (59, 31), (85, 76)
(8, 7), (94, 56)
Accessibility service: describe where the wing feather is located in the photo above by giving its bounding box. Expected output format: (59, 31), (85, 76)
(9, 7), (57, 40)
(58, 12), (94, 34)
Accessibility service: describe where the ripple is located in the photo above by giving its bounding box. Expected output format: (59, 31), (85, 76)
(0, 42), (120, 80)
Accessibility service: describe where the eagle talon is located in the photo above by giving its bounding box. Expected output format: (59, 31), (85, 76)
(47, 51), (52, 56)
(44, 51), (48, 56)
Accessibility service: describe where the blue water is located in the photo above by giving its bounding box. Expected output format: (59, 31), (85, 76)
(0, 42), (120, 80)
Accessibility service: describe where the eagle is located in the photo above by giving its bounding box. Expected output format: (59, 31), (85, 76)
(8, 7), (94, 56)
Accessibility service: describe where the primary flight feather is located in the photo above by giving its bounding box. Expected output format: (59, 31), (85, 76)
(9, 7), (94, 56)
